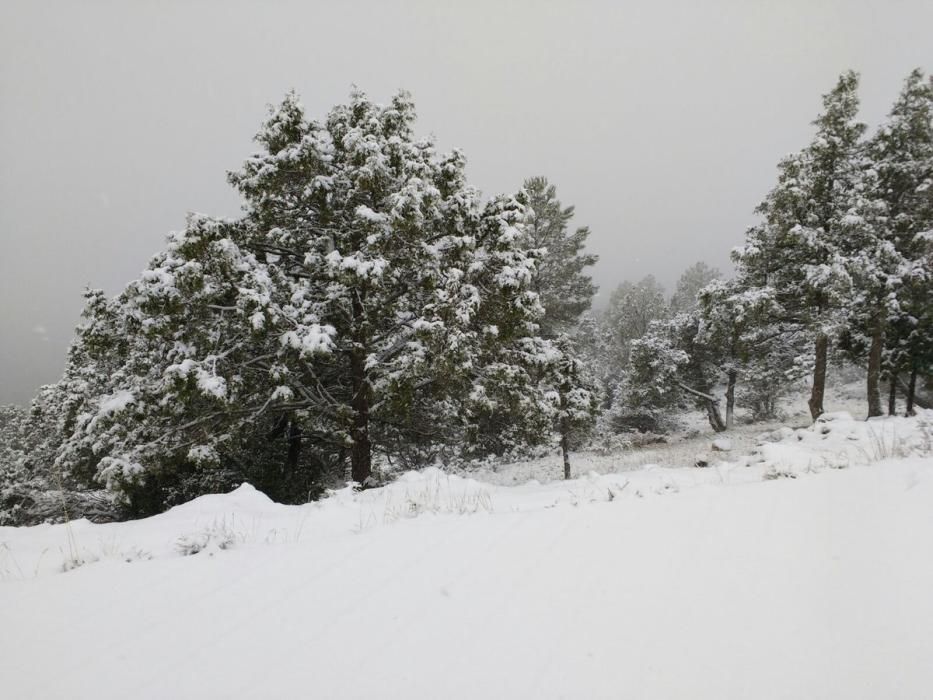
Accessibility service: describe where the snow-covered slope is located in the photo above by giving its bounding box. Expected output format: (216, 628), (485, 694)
(1, 412), (931, 699)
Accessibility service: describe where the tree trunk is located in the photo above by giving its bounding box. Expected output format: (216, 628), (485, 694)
(559, 384), (572, 479)
(888, 370), (898, 416)
(286, 421), (302, 474)
(866, 322), (883, 418)
(676, 380), (727, 433)
(906, 362), (918, 416)
(897, 373), (929, 410)
(560, 430), (571, 480)
(349, 290), (373, 487)
(808, 332), (828, 421)
(349, 350), (372, 486)
(725, 368), (737, 429)
(705, 399), (727, 433)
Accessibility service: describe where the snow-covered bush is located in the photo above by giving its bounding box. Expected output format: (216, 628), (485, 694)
(0, 405), (30, 524)
(0, 404), (76, 525)
(589, 413), (633, 455)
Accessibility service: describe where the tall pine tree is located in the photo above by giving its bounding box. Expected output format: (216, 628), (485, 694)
(734, 71), (866, 420)
(516, 177), (598, 337)
(865, 69), (933, 414)
(51, 90), (562, 510)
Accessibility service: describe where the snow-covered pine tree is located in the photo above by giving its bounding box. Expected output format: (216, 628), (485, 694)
(544, 335), (598, 479)
(0, 405), (31, 524)
(616, 319), (689, 432)
(1, 396), (116, 525)
(627, 313), (728, 432)
(698, 275), (810, 425)
(51, 89), (559, 510)
(834, 163), (901, 417)
(863, 70), (933, 415)
(50, 217), (312, 511)
(733, 71), (866, 420)
(574, 314), (614, 408)
(49, 288), (138, 490)
(599, 274), (669, 417)
(516, 177), (598, 337)
(695, 277), (745, 427)
(229, 90), (560, 479)
(441, 194), (564, 460)
(886, 229), (933, 415)
(604, 275), (667, 372)
(669, 262), (721, 315)
(1, 320), (123, 525)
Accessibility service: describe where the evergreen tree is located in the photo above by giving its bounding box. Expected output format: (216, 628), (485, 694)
(733, 71), (867, 420)
(51, 219), (318, 511)
(698, 276), (809, 424)
(574, 314), (615, 407)
(516, 177), (598, 337)
(835, 166), (900, 418)
(1, 394), (88, 525)
(51, 90), (560, 510)
(670, 262), (721, 314)
(892, 232), (933, 414)
(864, 70), (933, 415)
(0, 405), (31, 524)
(623, 313), (727, 433)
(546, 335), (598, 479)
(604, 275), (667, 370)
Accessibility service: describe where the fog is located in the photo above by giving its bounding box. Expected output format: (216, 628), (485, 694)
(1, 0), (930, 404)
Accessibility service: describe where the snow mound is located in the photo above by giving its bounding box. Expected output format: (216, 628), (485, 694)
(749, 408), (932, 476)
(712, 437), (733, 451)
(171, 482), (276, 513)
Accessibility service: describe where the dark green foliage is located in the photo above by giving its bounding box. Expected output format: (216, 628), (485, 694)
(517, 177), (598, 337)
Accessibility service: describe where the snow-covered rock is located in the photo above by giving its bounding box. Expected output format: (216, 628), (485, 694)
(711, 438), (733, 452)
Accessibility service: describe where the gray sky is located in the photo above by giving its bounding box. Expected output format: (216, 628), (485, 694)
(1, 0), (931, 405)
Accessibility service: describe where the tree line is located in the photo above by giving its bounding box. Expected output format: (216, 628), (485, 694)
(581, 69), (931, 436)
(1, 69), (930, 524)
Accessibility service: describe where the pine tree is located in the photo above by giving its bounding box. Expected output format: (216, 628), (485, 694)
(604, 275), (667, 370)
(50, 219), (312, 511)
(670, 262), (721, 314)
(51, 90), (559, 510)
(733, 71), (867, 420)
(864, 69), (933, 415)
(230, 92), (560, 479)
(546, 335), (598, 479)
(0, 405), (31, 524)
(574, 314), (614, 407)
(698, 275), (809, 424)
(624, 313), (728, 433)
(516, 177), (598, 337)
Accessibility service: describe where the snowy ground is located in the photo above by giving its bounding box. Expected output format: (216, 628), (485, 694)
(1, 410), (931, 699)
(471, 379), (866, 486)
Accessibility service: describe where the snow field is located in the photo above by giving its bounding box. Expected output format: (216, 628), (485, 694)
(1, 411), (931, 699)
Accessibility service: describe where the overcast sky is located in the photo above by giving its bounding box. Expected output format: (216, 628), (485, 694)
(1, 0), (931, 404)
